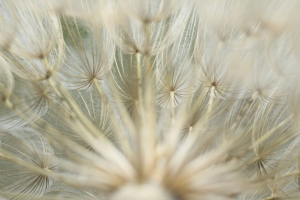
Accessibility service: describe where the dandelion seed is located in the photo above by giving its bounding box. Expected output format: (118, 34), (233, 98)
(0, 78), (53, 131)
(59, 16), (114, 90)
(0, 128), (56, 199)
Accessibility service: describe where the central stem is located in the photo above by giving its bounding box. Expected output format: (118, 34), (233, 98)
(170, 91), (175, 125)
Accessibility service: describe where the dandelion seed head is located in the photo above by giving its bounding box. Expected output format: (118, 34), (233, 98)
(1, 0), (300, 200)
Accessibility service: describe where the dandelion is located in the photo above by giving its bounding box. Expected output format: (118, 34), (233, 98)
(1, 0), (300, 200)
